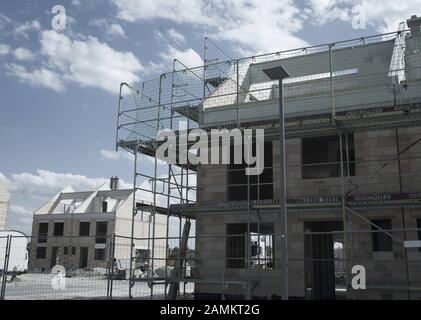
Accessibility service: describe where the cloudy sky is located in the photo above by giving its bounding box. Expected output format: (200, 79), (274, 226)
(0, 0), (419, 234)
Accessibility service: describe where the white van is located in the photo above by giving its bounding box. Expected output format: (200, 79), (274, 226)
(0, 230), (29, 274)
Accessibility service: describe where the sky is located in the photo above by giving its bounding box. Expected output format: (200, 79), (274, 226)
(0, 0), (420, 235)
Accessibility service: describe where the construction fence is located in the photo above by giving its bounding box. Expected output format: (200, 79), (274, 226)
(1, 229), (421, 300)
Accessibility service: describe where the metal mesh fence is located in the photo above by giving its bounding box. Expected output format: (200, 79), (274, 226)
(1, 229), (421, 300)
(116, 29), (420, 145)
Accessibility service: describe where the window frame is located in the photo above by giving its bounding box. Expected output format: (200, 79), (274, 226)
(36, 247), (47, 259)
(301, 134), (356, 179)
(79, 221), (91, 237)
(53, 222), (64, 237)
(227, 141), (274, 201)
(94, 248), (106, 261)
(37, 223), (49, 243)
(95, 221), (108, 244)
(371, 219), (393, 252)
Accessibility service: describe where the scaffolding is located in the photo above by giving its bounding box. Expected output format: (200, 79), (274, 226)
(116, 27), (421, 300)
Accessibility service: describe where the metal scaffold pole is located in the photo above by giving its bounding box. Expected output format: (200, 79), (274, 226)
(263, 65), (290, 300)
(129, 144), (138, 299)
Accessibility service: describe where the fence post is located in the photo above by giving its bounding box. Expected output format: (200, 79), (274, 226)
(1, 235), (11, 300)
(107, 234), (116, 300)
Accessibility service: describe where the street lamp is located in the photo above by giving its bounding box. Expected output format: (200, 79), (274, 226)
(263, 65), (290, 300)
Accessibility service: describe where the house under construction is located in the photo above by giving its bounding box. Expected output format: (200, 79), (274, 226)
(116, 15), (421, 300)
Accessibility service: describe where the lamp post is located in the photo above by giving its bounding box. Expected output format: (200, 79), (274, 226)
(263, 65), (290, 300)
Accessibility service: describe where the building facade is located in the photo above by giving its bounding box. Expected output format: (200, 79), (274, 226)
(0, 180), (10, 231)
(29, 177), (167, 272)
(116, 15), (421, 300)
(188, 16), (421, 300)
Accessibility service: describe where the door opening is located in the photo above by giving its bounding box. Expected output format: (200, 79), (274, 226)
(304, 221), (345, 300)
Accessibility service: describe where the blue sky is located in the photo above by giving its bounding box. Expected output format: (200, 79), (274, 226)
(0, 0), (419, 234)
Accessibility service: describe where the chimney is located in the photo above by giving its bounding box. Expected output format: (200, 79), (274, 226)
(407, 15), (421, 37)
(110, 176), (120, 190)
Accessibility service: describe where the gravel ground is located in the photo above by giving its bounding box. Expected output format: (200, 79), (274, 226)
(3, 273), (193, 300)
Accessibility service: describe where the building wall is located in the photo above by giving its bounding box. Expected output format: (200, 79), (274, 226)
(0, 182), (10, 231)
(29, 208), (169, 272)
(29, 213), (116, 271)
(195, 126), (421, 299)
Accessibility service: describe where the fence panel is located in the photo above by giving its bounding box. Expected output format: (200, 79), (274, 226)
(3, 235), (112, 300)
(1, 229), (420, 300)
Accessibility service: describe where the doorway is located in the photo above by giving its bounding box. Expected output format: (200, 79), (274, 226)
(51, 247), (59, 268)
(79, 247), (89, 269)
(304, 221), (345, 300)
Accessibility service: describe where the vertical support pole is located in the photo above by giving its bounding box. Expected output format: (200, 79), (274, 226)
(150, 74), (164, 299)
(110, 233), (116, 299)
(1, 235), (11, 300)
(329, 44), (336, 124)
(278, 78), (288, 300)
(236, 59), (240, 128)
(165, 62), (176, 299)
(106, 235), (112, 299)
(345, 133), (354, 299)
(339, 133), (349, 296)
(246, 134), (252, 300)
(129, 146), (138, 299)
(116, 83), (124, 151)
(244, 232), (249, 300)
(395, 128), (411, 299)
(263, 65), (289, 300)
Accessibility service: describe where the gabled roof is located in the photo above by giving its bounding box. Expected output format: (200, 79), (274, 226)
(34, 185), (134, 215)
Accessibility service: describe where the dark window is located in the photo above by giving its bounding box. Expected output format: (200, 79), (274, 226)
(302, 134), (355, 179)
(227, 141), (273, 201)
(79, 222), (90, 236)
(371, 219), (393, 252)
(72, 247), (76, 255)
(38, 223), (49, 243)
(64, 247), (68, 255)
(36, 247), (47, 259)
(102, 201), (108, 213)
(53, 222), (64, 236)
(94, 249), (105, 261)
(96, 222), (108, 243)
(226, 223), (274, 269)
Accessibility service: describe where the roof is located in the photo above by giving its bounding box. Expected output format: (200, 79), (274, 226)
(34, 184), (134, 216)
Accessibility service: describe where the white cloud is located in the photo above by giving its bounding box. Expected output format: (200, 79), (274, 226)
(99, 149), (134, 161)
(9, 205), (34, 218)
(159, 45), (203, 69)
(36, 30), (142, 94)
(108, 23), (127, 38)
(113, 0), (206, 23)
(167, 28), (186, 45)
(14, 19), (41, 38)
(112, 0), (307, 53)
(90, 19), (127, 39)
(4, 30), (143, 94)
(13, 47), (34, 61)
(0, 43), (10, 55)
(5, 63), (65, 92)
(0, 14), (13, 31)
(99, 149), (167, 166)
(0, 170), (125, 198)
(306, 0), (421, 32)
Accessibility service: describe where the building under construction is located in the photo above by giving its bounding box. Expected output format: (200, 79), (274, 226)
(116, 15), (421, 300)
